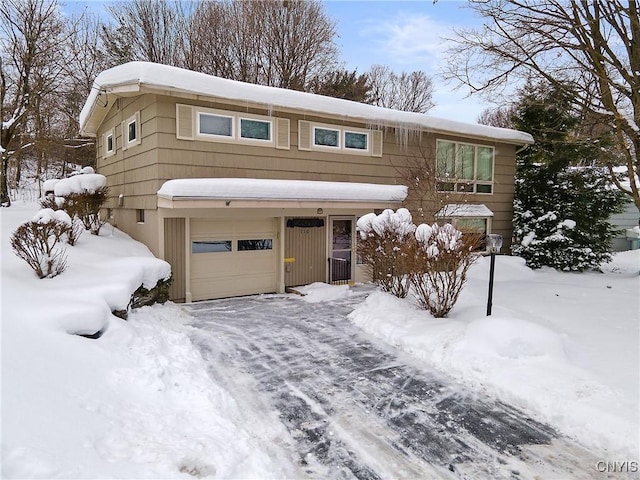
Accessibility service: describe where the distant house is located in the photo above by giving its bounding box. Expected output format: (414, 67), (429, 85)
(79, 62), (533, 302)
(610, 201), (639, 251)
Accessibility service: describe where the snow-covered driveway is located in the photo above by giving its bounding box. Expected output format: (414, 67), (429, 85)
(186, 289), (608, 479)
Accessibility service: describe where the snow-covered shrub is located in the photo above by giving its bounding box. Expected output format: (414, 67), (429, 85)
(10, 209), (74, 278)
(512, 166), (625, 271)
(53, 172), (109, 235)
(63, 187), (109, 235)
(409, 223), (480, 317)
(357, 208), (416, 297)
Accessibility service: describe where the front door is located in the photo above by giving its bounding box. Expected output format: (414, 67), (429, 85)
(330, 217), (354, 284)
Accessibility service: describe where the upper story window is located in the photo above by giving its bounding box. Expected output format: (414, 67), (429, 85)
(198, 112), (233, 138)
(122, 111), (141, 150)
(186, 105), (280, 147)
(344, 130), (368, 150)
(314, 127), (341, 148)
(436, 140), (494, 194)
(300, 120), (378, 156)
(104, 128), (115, 157)
(240, 117), (271, 141)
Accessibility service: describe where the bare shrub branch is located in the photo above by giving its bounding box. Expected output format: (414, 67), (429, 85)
(10, 216), (70, 278)
(409, 224), (482, 318)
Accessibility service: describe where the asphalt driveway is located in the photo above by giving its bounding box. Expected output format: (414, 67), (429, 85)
(186, 288), (610, 479)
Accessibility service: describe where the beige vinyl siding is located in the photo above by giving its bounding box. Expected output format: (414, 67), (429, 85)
(96, 93), (520, 249)
(164, 218), (186, 301)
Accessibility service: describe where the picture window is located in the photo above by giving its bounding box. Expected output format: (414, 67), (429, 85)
(436, 140), (494, 194)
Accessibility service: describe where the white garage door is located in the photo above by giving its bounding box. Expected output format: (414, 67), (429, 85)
(190, 218), (278, 301)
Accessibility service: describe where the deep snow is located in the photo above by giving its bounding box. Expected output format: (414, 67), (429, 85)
(2, 201), (638, 478)
(349, 253), (640, 458)
(1, 202), (296, 478)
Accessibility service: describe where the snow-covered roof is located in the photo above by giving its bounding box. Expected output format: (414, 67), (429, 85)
(80, 62), (534, 146)
(436, 204), (494, 217)
(157, 178), (407, 203)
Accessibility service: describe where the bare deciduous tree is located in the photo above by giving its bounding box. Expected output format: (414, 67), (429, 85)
(107, 0), (339, 92)
(102, 0), (184, 67)
(367, 64), (435, 113)
(444, 0), (640, 211)
(477, 106), (515, 129)
(1, 0), (68, 206)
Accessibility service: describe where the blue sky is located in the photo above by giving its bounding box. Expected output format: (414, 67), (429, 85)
(64, 0), (487, 123)
(323, 1), (487, 122)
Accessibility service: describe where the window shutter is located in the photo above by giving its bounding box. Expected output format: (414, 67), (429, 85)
(371, 130), (383, 157)
(176, 104), (194, 140)
(121, 121), (128, 151)
(298, 120), (311, 151)
(275, 118), (290, 150)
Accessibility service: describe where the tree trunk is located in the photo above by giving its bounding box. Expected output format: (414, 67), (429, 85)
(1, 156), (11, 207)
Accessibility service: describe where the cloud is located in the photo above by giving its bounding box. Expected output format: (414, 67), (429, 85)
(361, 12), (451, 73)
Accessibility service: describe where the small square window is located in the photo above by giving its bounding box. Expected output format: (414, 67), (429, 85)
(136, 209), (145, 223)
(240, 118), (271, 141)
(314, 127), (340, 148)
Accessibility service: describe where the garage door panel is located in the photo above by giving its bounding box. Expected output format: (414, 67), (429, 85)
(190, 218), (277, 301)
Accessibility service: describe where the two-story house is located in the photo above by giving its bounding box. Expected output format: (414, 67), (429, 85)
(79, 62), (533, 302)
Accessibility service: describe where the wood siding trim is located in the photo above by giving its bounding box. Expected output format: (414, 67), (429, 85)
(164, 217), (186, 301)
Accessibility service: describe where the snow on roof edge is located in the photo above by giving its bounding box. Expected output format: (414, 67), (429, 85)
(157, 178), (408, 203)
(80, 62), (534, 145)
(436, 203), (494, 217)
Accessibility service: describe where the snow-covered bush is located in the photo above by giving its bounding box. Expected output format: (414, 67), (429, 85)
(10, 209), (74, 278)
(51, 171), (108, 235)
(357, 208), (416, 297)
(512, 166), (625, 271)
(409, 223), (480, 317)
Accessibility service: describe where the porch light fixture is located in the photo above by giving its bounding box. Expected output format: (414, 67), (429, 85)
(317, 208), (323, 215)
(486, 233), (503, 316)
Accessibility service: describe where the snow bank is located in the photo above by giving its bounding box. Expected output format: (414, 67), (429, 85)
(295, 282), (350, 303)
(349, 253), (640, 457)
(53, 173), (106, 196)
(2, 202), (291, 478)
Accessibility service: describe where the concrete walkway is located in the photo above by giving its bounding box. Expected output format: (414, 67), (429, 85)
(186, 289), (608, 479)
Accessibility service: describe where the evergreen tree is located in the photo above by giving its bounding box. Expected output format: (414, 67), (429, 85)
(307, 69), (370, 102)
(511, 82), (626, 271)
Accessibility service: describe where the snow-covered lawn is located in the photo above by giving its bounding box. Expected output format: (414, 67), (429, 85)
(349, 252), (639, 458)
(1, 202), (293, 478)
(2, 201), (638, 477)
